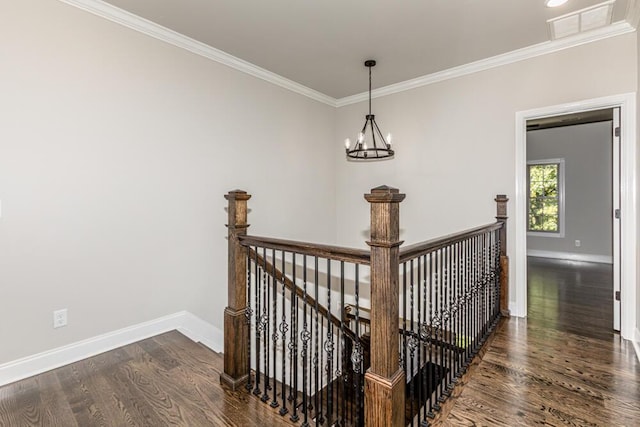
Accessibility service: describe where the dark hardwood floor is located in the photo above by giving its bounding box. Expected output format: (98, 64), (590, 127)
(444, 256), (639, 426)
(0, 332), (297, 427)
(1, 258), (638, 426)
(527, 256), (614, 340)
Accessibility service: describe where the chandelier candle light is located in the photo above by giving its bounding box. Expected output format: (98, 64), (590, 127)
(345, 60), (394, 160)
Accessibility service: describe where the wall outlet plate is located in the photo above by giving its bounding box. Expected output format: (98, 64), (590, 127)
(53, 309), (68, 328)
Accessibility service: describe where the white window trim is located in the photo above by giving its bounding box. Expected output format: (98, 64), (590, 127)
(526, 158), (565, 238)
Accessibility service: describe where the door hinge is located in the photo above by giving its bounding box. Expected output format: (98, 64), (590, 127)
(615, 291), (621, 301)
(615, 209), (621, 219)
(615, 127), (620, 137)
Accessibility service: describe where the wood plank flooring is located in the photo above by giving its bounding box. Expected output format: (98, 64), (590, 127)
(0, 332), (298, 426)
(526, 256), (614, 340)
(1, 257), (638, 426)
(443, 257), (640, 426)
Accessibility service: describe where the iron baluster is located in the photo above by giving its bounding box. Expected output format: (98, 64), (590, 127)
(340, 261), (346, 426)
(353, 264), (362, 426)
(427, 251), (435, 419)
(290, 253), (299, 423)
(269, 249), (279, 408)
(301, 255), (310, 427)
(262, 247), (270, 402)
(420, 254), (428, 425)
(313, 256), (319, 421)
(416, 256), (423, 423)
(254, 259), (263, 397)
(279, 252), (288, 415)
(409, 259), (416, 425)
(245, 247), (253, 392)
(325, 259), (333, 425)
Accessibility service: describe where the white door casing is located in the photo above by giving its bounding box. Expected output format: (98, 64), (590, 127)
(613, 107), (621, 332)
(514, 93), (636, 340)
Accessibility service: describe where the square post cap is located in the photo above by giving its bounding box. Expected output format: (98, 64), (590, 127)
(225, 190), (251, 201)
(365, 185), (406, 203)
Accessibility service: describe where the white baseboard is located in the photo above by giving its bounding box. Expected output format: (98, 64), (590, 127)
(527, 249), (613, 264)
(0, 311), (223, 387)
(177, 311), (224, 353)
(634, 328), (640, 363)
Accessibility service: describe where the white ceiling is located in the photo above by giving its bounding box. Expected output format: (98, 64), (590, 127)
(99, 0), (634, 99)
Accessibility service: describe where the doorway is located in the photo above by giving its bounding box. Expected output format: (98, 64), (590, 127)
(525, 108), (618, 335)
(514, 93), (637, 341)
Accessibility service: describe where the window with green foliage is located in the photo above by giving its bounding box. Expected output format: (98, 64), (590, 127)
(527, 159), (564, 235)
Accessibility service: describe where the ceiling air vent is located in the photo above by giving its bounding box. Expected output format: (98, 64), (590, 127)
(548, 0), (615, 40)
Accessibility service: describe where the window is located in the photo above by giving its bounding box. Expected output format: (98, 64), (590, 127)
(527, 159), (564, 237)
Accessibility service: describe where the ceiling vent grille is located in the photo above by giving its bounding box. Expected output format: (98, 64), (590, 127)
(548, 0), (615, 40)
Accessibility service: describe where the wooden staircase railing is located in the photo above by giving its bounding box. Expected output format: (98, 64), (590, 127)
(221, 186), (509, 427)
(247, 246), (360, 343)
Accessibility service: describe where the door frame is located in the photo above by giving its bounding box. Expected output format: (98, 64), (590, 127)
(514, 93), (637, 340)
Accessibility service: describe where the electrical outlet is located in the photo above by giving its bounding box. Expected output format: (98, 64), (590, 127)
(575, 240), (581, 247)
(53, 309), (67, 328)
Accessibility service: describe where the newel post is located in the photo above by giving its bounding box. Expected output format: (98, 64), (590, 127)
(495, 194), (510, 317)
(220, 190), (251, 390)
(364, 185), (406, 427)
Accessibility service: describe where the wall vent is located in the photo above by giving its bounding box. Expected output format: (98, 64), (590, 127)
(548, 0), (615, 40)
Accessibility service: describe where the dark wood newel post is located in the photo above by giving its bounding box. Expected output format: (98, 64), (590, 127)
(364, 185), (406, 427)
(221, 190), (251, 390)
(495, 194), (510, 317)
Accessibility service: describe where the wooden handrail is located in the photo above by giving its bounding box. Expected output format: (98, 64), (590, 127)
(239, 234), (371, 265)
(399, 222), (503, 263)
(240, 223), (503, 266)
(224, 188), (509, 424)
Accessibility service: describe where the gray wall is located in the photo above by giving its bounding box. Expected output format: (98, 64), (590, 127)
(0, 0), (337, 365)
(527, 121), (613, 258)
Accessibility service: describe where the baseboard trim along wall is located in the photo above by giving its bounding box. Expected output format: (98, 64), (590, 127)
(527, 249), (613, 264)
(0, 311), (223, 387)
(634, 328), (640, 363)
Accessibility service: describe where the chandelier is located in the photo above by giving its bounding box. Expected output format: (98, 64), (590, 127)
(344, 60), (394, 160)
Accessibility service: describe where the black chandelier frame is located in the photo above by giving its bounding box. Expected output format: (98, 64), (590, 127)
(345, 60), (394, 160)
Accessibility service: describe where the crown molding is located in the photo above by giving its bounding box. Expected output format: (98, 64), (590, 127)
(336, 21), (635, 107)
(58, 0), (337, 107)
(59, 0), (634, 109)
(626, 0), (640, 28)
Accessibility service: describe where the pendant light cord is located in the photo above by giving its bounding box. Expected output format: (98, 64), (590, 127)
(368, 65), (372, 116)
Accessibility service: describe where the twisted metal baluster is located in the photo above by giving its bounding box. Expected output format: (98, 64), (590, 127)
(245, 247), (254, 392)
(313, 256), (319, 419)
(300, 255), (310, 427)
(318, 315), (325, 425)
(339, 261), (346, 426)
(408, 259), (416, 425)
(454, 241), (462, 379)
(253, 251), (262, 396)
(427, 251), (435, 419)
(290, 253), (299, 422)
(445, 245), (453, 394)
(473, 236), (482, 357)
(279, 252), (289, 415)
(325, 259), (333, 424)
(420, 254), (430, 425)
(416, 256), (423, 423)
(269, 249), (279, 408)
(261, 247), (270, 402)
(433, 249), (442, 411)
(353, 264), (363, 425)
(253, 246), (262, 396)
